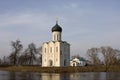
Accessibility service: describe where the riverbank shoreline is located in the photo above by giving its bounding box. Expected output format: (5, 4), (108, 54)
(0, 65), (120, 73)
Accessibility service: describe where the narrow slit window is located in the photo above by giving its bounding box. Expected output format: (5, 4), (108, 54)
(57, 35), (58, 40)
(56, 47), (58, 52)
(54, 35), (55, 40)
(50, 47), (52, 53)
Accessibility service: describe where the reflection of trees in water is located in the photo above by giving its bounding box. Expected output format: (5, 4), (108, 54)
(0, 71), (11, 80)
(70, 72), (106, 80)
(94, 73), (100, 79)
(60, 73), (70, 80)
(8, 72), (16, 80)
(5, 71), (120, 80)
(92, 72), (106, 80)
(106, 72), (120, 80)
(8, 72), (41, 80)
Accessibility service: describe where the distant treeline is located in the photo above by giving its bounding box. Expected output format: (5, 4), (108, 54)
(0, 39), (120, 72)
(0, 40), (42, 66)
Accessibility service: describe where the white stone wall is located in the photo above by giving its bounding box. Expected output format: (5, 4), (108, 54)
(70, 61), (78, 66)
(70, 58), (86, 66)
(42, 41), (70, 67)
(60, 42), (70, 66)
(42, 41), (60, 67)
(52, 32), (61, 41)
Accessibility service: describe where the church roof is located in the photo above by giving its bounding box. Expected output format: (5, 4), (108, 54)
(71, 57), (86, 62)
(79, 57), (86, 61)
(51, 19), (62, 32)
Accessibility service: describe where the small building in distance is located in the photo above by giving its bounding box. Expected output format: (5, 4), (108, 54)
(70, 57), (86, 66)
(42, 19), (70, 67)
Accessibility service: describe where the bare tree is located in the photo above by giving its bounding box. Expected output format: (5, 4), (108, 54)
(25, 43), (38, 65)
(18, 51), (30, 65)
(18, 44), (41, 65)
(100, 46), (117, 71)
(87, 48), (101, 65)
(9, 40), (23, 65)
(87, 46), (120, 71)
(114, 49), (120, 64)
(36, 46), (42, 65)
(71, 55), (81, 59)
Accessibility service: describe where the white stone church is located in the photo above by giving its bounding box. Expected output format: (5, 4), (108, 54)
(42, 20), (70, 67)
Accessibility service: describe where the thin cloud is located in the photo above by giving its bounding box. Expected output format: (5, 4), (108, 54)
(64, 2), (79, 9)
(0, 12), (53, 28)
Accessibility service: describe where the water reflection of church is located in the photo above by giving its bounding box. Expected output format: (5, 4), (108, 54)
(41, 73), (70, 80)
(42, 19), (70, 67)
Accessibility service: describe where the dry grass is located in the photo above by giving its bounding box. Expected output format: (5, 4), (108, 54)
(0, 65), (119, 73)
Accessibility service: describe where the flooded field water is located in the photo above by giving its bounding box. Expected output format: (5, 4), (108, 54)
(0, 71), (120, 80)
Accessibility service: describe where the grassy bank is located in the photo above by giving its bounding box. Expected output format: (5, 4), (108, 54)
(0, 65), (120, 73)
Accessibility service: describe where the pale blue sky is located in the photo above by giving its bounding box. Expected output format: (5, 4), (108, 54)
(0, 0), (120, 58)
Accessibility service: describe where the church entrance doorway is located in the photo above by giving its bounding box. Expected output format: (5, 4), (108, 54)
(49, 60), (53, 67)
(73, 63), (75, 66)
